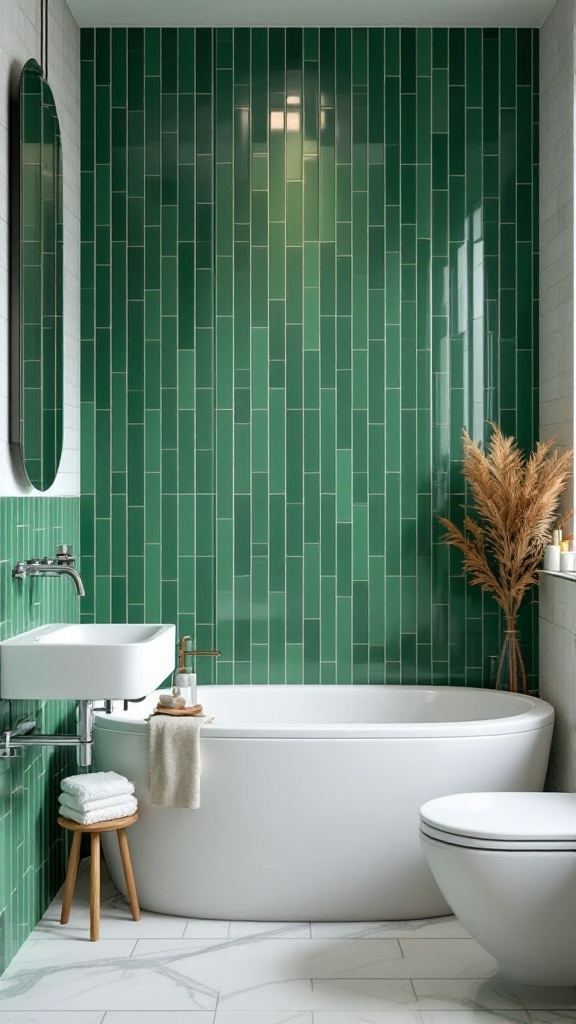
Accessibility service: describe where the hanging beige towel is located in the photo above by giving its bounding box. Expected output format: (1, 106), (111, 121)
(148, 714), (206, 808)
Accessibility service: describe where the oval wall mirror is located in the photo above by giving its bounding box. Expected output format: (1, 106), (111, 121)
(10, 57), (63, 491)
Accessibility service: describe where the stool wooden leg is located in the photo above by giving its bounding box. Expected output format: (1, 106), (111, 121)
(90, 832), (100, 941)
(117, 828), (141, 921)
(60, 831), (82, 926)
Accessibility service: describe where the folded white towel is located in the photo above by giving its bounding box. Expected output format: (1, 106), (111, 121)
(59, 796), (138, 825)
(61, 771), (134, 806)
(59, 791), (136, 816)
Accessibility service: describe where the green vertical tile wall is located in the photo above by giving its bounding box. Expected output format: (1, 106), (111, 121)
(81, 27), (539, 689)
(0, 496), (80, 973)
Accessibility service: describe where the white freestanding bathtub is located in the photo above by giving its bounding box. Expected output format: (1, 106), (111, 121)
(93, 685), (554, 921)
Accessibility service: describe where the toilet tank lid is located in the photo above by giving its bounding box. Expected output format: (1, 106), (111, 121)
(420, 792), (576, 842)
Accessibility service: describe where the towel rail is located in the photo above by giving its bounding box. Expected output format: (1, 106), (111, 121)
(0, 698), (93, 766)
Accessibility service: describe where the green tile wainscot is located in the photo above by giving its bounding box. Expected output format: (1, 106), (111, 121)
(0, 496), (80, 973)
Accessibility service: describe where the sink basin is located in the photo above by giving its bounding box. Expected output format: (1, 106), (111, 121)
(0, 623), (176, 700)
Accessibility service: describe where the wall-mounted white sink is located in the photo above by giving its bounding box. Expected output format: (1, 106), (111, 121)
(0, 623), (176, 700)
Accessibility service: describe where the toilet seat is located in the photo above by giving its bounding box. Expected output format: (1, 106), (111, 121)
(419, 792), (576, 852)
(419, 792), (576, 986)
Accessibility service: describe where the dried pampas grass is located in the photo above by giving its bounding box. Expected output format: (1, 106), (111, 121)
(439, 425), (573, 692)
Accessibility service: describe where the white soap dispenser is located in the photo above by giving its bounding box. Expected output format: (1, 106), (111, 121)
(172, 635), (197, 708)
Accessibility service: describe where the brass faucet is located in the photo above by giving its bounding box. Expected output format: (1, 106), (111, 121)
(177, 635), (220, 668)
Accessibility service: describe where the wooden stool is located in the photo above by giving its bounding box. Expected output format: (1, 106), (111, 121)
(58, 813), (141, 941)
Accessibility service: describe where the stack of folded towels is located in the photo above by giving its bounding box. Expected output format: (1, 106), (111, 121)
(59, 771), (138, 825)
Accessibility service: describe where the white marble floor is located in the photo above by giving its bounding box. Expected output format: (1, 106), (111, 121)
(1, 863), (576, 1024)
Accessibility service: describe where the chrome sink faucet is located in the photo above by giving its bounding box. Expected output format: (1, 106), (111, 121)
(13, 544), (85, 597)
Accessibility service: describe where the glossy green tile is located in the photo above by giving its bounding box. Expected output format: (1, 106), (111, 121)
(95, 27), (110, 86)
(449, 86), (465, 175)
(465, 29), (482, 107)
(517, 28), (533, 87)
(501, 108), (517, 224)
(432, 27), (448, 68)
(81, 26), (538, 692)
(483, 31), (499, 156)
(432, 69), (448, 133)
(0, 499), (80, 974)
(401, 94), (416, 164)
(448, 28), (465, 85)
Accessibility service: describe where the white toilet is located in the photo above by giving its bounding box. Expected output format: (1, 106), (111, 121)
(420, 791), (576, 986)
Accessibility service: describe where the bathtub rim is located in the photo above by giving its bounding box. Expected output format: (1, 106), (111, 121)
(93, 684), (554, 740)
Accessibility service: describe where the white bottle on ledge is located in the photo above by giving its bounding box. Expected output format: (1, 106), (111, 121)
(543, 544), (561, 572)
(172, 670), (197, 708)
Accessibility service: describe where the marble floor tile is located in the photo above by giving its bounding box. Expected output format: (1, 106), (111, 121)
(4, 874), (576, 1022)
(529, 1015), (576, 1022)
(183, 921), (231, 940)
(7, 939), (138, 966)
(209, 937), (490, 984)
(216, 981), (316, 1012)
(132, 937), (313, 1011)
(397, 940), (497, 980)
(217, 979), (417, 1013)
(135, 937), (237, 992)
(228, 922), (311, 939)
(34, 896), (188, 940)
(305, 940), (405, 980)
(312, 1004), (530, 1021)
(0, 1015), (105, 1024)
(310, 918), (471, 940)
(132, 936), (405, 985)
(0, 940), (222, 1013)
(214, 1013), (313, 1023)
(131, 937), (412, 1013)
(312, 1011), (426, 1022)
(412, 979), (576, 1012)
(102, 1014), (215, 1022)
(0, 967), (218, 1014)
(418, 1013), (531, 1023)
(311, 1014), (531, 1024)
(308, 980), (418, 1012)
(333, 1015), (531, 1024)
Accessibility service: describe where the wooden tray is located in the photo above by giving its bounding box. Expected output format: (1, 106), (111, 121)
(154, 704), (204, 717)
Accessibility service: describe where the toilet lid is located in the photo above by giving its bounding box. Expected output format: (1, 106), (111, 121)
(420, 792), (576, 843)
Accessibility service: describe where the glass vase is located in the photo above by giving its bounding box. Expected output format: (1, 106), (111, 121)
(495, 622), (528, 694)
